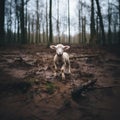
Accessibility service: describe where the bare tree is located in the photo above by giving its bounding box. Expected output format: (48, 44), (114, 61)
(108, 0), (112, 45)
(20, 0), (26, 44)
(90, 0), (96, 45)
(113, 14), (118, 44)
(110, 0), (120, 44)
(31, 15), (35, 44)
(118, 0), (120, 44)
(0, 0), (5, 45)
(6, 0), (13, 44)
(27, 14), (30, 43)
(49, 0), (53, 45)
(68, 0), (70, 44)
(82, 16), (86, 44)
(15, 0), (20, 43)
(46, 0), (48, 44)
(42, 21), (45, 43)
(78, 0), (82, 43)
(57, 0), (60, 43)
(24, 0), (28, 43)
(95, 0), (106, 45)
(36, 0), (40, 44)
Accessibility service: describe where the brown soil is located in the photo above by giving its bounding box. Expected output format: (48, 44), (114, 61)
(0, 45), (120, 120)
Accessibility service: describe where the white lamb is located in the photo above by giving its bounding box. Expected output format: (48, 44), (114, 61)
(50, 44), (71, 80)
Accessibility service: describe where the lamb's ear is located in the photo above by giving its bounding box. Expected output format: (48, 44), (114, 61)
(63, 45), (70, 50)
(50, 45), (56, 50)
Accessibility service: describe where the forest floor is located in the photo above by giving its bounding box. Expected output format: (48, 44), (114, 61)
(0, 45), (120, 120)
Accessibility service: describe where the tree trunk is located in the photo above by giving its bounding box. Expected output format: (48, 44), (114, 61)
(96, 15), (99, 44)
(0, 0), (5, 46)
(83, 17), (87, 44)
(118, 0), (120, 45)
(108, 1), (112, 45)
(6, 0), (12, 44)
(20, 0), (26, 44)
(46, 0), (48, 45)
(78, 0), (82, 43)
(82, 17), (86, 44)
(90, 0), (96, 45)
(25, 0), (28, 44)
(15, 0), (20, 44)
(68, 0), (71, 44)
(49, 0), (53, 45)
(17, 19), (20, 44)
(42, 23), (45, 43)
(27, 15), (30, 44)
(57, 0), (60, 43)
(95, 0), (106, 45)
(82, 17), (84, 44)
(36, 0), (39, 44)
(31, 15), (34, 44)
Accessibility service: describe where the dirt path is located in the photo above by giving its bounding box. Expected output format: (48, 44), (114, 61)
(0, 45), (120, 120)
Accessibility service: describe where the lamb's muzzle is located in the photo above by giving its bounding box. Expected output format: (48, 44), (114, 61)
(50, 44), (71, 80)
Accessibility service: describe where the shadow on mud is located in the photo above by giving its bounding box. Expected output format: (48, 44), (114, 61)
(0, 69), (31, 95)
(0, 81), (31, 94)
(72, 87), (120, 120)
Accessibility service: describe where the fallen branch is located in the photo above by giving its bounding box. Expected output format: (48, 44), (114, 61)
(71, 79), (97, 98)
(94, 85), (120, 89)
(14, 56), (35, 66)
(70, 54), (99, 59)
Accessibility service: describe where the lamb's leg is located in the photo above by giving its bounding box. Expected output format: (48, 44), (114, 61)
(61, 65), (65, 80)
(66, 60), (71, 74)
(54, 62), (57, 77)
(68, 61), (71, 74)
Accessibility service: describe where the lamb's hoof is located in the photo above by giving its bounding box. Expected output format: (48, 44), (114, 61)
(62, 77), (65, 80)
(54, 72), (57, 77)
(65, 69), (71, 75)
(68, 70), (71, 74)
(65, 71), (71, 76)
(62, 75), (65, 80)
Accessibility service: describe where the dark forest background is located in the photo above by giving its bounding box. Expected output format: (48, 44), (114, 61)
(0, 0), (120, 46)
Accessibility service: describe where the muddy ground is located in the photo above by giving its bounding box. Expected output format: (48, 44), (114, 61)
(0, 45), (120, 120)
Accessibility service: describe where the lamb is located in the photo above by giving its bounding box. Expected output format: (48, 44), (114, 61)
(50, 44), (71, 80)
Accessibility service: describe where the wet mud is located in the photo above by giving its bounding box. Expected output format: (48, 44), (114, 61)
(0, 45), (120, 120)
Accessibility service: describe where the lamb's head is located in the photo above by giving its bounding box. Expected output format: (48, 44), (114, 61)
(50, 44), (70, 56)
